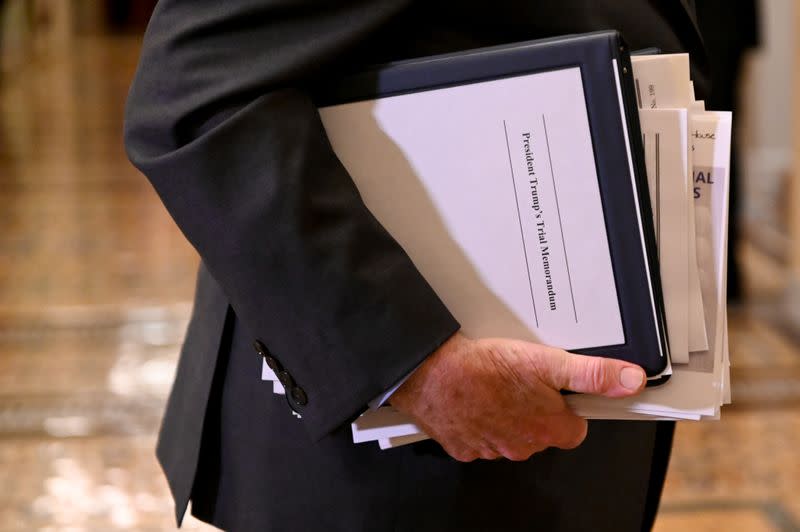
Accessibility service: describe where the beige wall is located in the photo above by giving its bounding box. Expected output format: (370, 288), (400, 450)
(0, 1), (106, 74)
(740, 0), (795, 157)
(790, 0), (800, 319)
(739, 0), (796, 254)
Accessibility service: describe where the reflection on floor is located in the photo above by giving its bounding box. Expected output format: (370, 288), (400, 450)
(1, 35), (799, 532)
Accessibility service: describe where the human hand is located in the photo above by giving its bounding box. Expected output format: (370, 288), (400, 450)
(389, 333), (646, 462)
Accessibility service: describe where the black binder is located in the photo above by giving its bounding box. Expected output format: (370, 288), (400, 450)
(314, 31), (671, 381)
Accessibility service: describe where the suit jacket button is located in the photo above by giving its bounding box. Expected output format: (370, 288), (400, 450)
(254, 341), (282, 371)
(276, 370), (294, 388)
(290, 386), (308, 406)
(253, 340), (267, 356)
(263, 355), (281, 372)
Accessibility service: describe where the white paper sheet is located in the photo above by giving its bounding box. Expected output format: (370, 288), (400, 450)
(639, 109), (690, 363)
(686, 123), (710, 352)
(351, 407), (423, 443)
(631, 54), (693, 109)
(378, 433), (431, 450)
(631, 53), (709, 353)
(722, 310), (731, 405)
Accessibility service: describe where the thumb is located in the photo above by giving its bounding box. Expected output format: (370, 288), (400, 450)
(540, 349), (647, 398)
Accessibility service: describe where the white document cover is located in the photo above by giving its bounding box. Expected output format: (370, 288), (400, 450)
(319, 67), (624, 350)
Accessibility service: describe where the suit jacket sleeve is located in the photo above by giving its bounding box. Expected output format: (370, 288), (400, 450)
(123, 0), (460, 440)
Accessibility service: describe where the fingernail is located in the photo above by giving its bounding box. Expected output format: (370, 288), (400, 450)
(620, 367), (645, 391)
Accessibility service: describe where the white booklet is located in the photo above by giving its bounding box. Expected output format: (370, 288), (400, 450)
(319, 67), (627, 350)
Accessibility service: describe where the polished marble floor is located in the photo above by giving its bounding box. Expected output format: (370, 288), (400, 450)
(1, 34), (799, 532)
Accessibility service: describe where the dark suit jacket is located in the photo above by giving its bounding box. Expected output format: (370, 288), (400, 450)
(124, 2), (707, 530)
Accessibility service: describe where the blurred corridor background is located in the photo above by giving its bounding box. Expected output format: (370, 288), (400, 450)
(1, 1), (799, 530)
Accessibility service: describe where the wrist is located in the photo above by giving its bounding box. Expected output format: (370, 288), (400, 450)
(389, 332), (471, 413)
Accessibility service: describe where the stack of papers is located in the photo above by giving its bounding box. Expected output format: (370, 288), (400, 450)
(567, 54), (732, 424)
(263, 52), (732, 450)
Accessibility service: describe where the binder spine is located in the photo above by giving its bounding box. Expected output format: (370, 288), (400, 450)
(611, 38), (672, 381)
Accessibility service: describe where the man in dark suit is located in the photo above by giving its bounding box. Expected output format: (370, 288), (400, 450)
(124, 1), (708, 530)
